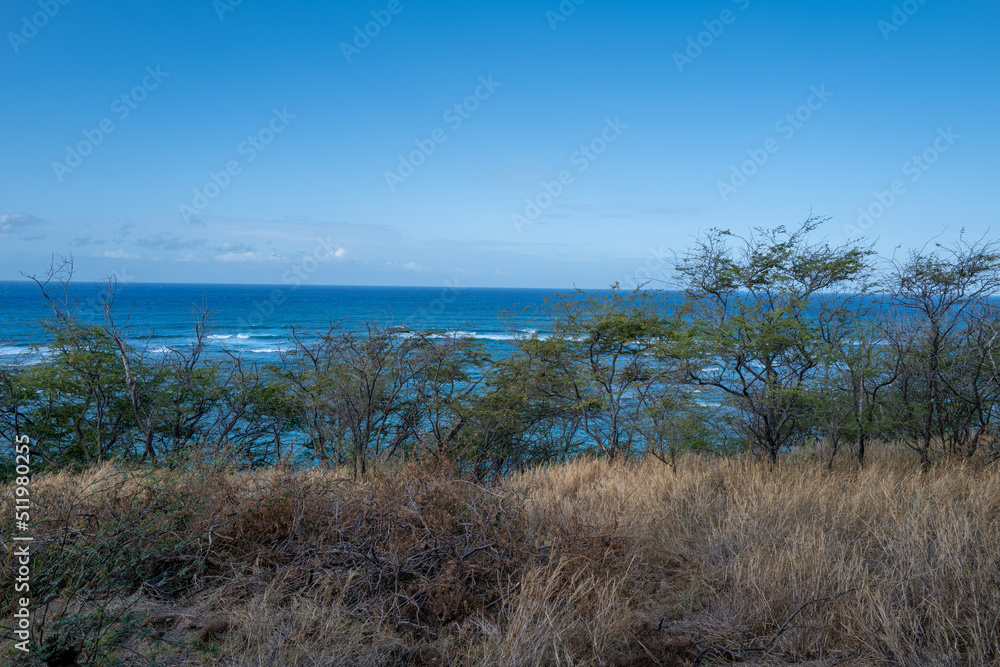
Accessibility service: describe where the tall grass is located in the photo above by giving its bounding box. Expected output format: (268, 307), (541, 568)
(3, 446), (999, 665)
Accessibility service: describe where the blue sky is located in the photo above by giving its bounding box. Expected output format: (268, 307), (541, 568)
(1, 0), (997, 288)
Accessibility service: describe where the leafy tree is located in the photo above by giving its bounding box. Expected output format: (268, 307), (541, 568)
(885, 234), (1000, 465)
(493, 287), (681, 461)
(817, 312), (902, 467)
(672, 218), (873, 463)
(12, 261), (137, 465)
(470, 335), (587, 477)
(279, 323), (436, 475)
(406, 334), (488, 462)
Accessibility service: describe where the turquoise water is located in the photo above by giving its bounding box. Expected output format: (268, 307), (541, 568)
(0, 281), (588, 364)
(1, 281), (926, 368)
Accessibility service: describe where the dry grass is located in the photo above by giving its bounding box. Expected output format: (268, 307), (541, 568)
(3, 445), (1000, 665)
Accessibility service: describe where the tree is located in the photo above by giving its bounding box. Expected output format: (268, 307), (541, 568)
(819, 310), (903, 467)
(15, 260), (135, 466)
(464, 334), (585, 479)
(406, 334), (487, 461)
(496, 287), (680, 460)
(885, 234), (1000, 465)
(672, 218), (874, 463)
(279, 323), (435, 475)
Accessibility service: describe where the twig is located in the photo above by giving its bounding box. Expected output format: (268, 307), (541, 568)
(694, 589), (856, 665)
(460, 542), (494, 561)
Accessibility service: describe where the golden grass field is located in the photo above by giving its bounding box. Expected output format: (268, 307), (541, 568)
(4, 445), (1000, 665)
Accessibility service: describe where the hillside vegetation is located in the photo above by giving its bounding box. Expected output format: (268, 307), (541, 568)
(3, 445), (1000, 665)
(5, 221), (1000, 664)
(5, 221), (1000, 477)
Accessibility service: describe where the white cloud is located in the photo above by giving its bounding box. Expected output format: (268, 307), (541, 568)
(218, 240), (255, 253)
(96, 249), (140, 259)
(403, 261), (430, 272)
(0, 213), (43, 234)
(216, 251), (263, 262)
(215, 251), (285, 263)
(137, 232), (206, 250)
(316, 246), (347, 261)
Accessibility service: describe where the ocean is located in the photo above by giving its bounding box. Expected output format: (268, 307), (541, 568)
(0, 281), (585, 365)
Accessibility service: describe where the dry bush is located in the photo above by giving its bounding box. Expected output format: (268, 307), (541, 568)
(479, 555), (639, 666)
(4, 446), (1000, 665)
(2, 460), (638, 665)
(210, 461), (535, 630)
(512, 448), (1000, 665)
(218, 588), (404, 667)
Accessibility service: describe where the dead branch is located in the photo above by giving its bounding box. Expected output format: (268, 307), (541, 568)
(694, 589), (856, 665)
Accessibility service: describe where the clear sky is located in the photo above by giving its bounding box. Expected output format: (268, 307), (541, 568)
(1, 0), (997, 288)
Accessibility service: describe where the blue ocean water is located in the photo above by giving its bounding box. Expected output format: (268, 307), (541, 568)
(0, 281), (583, 365)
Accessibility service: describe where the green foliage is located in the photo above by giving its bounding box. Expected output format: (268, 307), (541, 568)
(499, 287), (682, 460)
(35, 608), (147, 667)
(14, 323), (135, 466)
(671, 218), (875, 462)
(6, 226), (1000, 472)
